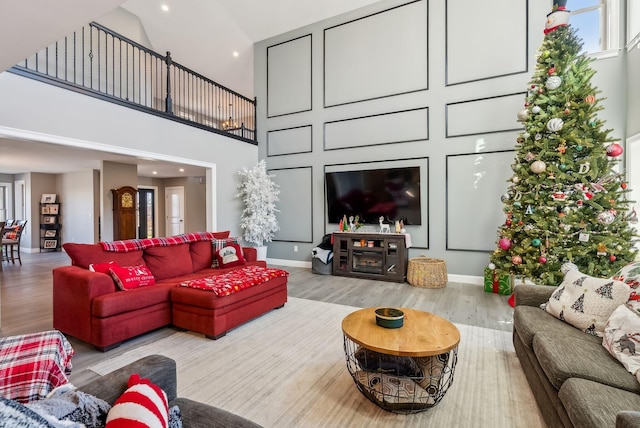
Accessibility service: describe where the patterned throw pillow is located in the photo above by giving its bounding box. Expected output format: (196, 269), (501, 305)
(602, 304), (640, 383)
(105, 374), (168, 428)
(214, 243), (246, 269)
(613, 262), (640, 314)
(109, 265), (156, 291)
(541, 269), (630, 336)
(211, 238), (242, 268)
(89, 261), (119, 274)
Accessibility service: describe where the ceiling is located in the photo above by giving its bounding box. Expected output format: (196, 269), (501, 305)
(0, 0), (382, 178)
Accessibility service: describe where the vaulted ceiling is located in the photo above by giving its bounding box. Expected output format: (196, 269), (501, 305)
(0, 0), (382, 177)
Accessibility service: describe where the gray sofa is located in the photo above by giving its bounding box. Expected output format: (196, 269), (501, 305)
(78, 354), (261, 428)
(513, 284), (640, 428)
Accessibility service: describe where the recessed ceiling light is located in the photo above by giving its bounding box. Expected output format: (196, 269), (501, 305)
(152, 171), (158, 175)
(161, 4), (169, 12)
(232, 51), (239, 58)
(179, 168), (185, 172)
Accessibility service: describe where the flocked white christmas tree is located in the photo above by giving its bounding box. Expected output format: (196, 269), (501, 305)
(237, 159), (280, 246)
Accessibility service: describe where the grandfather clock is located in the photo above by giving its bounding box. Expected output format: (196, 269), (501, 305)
(111, 186), (137, 240)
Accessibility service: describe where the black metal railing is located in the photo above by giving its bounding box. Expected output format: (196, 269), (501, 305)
(9, 22), (256, 143)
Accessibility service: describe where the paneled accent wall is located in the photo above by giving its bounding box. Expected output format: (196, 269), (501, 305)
(267, 35), (312, 117)
(254, 0), (552, 276)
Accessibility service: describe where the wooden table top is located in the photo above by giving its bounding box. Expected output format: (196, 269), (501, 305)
(342, 307), (460, 357)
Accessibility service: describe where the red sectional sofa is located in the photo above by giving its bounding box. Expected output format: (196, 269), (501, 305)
(53, 233), (288, 351)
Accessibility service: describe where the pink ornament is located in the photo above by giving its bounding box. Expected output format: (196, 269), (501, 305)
(610, 255), (617, 262)
(538, 256), (547, 264)
(499, 238), (512, 250)
(606, 143), (623, 157)
(512, 255), (523, 265)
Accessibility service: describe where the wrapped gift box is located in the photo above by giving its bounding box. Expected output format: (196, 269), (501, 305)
(484, 268), (514, 295)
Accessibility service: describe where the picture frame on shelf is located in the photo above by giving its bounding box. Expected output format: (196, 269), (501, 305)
(43, 216), (56, 224)
(43, 239), (57, 249)
(44, 230), (57, 238)
(48, 204), (59, 214)
(41, 194), (57, 203)
(41, 206), (50, 214)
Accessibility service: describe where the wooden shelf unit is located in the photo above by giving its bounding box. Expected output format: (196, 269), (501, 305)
(332, 232), (407, 283)
(40, 202), (61, 252)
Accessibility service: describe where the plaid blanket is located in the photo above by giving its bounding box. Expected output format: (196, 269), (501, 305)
(0, 330), (74, 403)
(179, 265), (289, 297)
(101, 231), (221, 252)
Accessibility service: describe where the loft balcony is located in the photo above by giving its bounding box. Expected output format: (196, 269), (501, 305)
(8, 22), (256, 144)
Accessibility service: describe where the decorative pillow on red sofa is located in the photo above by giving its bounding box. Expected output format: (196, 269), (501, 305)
(214, 243), (246, 269)
(211, 238), (242, 268)
(89, 261), (119, 274)
(106, 374), (168, 428)
(63, 243), (144, 270)
(109, 265), (156, 291)
(142, 243), (193, 280)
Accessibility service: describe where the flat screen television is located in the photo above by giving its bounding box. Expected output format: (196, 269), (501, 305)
(325, 166), (421, 225)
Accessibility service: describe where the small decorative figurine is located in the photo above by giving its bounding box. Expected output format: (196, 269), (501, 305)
(379, 216), (390, 233)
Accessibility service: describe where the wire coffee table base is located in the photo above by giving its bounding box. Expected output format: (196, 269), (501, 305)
(343, 336), (458, 413)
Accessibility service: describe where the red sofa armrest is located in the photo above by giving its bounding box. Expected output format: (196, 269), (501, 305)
(53, 266), (117, 344)
(242, 247), (257, 262)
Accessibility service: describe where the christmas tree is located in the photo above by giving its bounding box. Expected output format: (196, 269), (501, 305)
(488, 1), (638, 286)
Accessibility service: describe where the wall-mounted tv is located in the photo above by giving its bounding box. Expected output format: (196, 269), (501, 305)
(325, 166), (421, 225)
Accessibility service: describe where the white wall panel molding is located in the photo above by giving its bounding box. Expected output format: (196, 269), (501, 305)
(446, 0), (528, 85)
(267, 125), (313, 157)
(267, 35), (312, 117)
(446, 92), (525, 137)
(324, 0), (428, 107)
(270, 166), (313, 243)
(446, 150), (514, 252)
(324, 107), (429, 150)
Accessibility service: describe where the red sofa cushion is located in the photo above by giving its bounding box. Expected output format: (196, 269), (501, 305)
(143, 243), (193, 280)
(190, 241), (213, 272)
(63, 243), (144, 270)
(92, 283), (175, 318)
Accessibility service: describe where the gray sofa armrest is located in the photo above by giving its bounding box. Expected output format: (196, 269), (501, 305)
(173, 398), (263, 428)
(514, 284), (556, 307)
(617, 411), (640, 428)
(78, 354), (177, 404)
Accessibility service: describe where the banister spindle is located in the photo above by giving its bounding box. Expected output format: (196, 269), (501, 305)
(165, 51), (173, 114)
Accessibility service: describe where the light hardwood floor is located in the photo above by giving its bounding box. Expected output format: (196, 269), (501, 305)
(0, 251), (514, 385)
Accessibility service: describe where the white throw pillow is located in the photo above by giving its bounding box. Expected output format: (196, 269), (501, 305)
(603, 304), (640, 383)
(541, 269), (630, 336)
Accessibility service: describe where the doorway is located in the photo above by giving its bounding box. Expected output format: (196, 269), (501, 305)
(138, 187), (156, 239)
(165, 186), (185, 236)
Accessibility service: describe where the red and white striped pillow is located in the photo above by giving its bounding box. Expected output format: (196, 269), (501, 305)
(105, 374), (168, 428)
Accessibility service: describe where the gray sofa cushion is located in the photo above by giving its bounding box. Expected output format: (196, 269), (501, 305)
(514, 305), (591, 350)
(173, 398), (262, 428)
(559, 378), (640, 428)
(533, 330), (640, 393)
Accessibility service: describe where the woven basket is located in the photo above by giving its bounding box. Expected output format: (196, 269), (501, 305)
(407, 256), (448, 288)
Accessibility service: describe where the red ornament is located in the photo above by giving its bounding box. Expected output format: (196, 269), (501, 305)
(606, 143), (623, 157)
(610, 255), (617, 262)
(506, 219), (512, 226)
(621, 183), (628, 189)
(538, 256), (547, 264)
(548, 67), (556, 75)
(518, 220), (524, 226)
(564, 109), (570, 114)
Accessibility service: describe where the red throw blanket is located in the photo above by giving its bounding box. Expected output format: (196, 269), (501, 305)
(179, 265), (289, 297)
(101, 232), (220, 252)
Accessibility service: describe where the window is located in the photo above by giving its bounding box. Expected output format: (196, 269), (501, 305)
(568, 0), (619, 56)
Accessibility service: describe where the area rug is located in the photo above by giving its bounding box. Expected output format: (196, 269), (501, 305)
(89, 297), (544, 427)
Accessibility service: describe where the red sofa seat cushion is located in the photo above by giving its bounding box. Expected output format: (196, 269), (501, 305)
(63, 243), (144, 270)
(92, 283), (175, 318)
(143, 243), (193, 280)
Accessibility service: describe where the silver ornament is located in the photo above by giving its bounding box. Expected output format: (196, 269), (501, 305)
(547, 118), (564, 132)
(532, 106), (541, 114)
(546, 75), (562, 90)
(501, 193), (510, 202)
(517, 109), (529, 121)
(597, 210), (615, 225)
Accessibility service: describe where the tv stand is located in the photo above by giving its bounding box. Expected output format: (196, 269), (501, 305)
(332, 232), (407, 283)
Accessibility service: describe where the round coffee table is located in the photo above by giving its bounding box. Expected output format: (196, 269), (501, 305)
(342, 307), (460, 413)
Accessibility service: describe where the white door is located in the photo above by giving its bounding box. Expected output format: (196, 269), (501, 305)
(165, 186), (185, 236)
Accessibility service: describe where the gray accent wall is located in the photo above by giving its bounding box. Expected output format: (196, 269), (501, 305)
(254, 0), (631, 276)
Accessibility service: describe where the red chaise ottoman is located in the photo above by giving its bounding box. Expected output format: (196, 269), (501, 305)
(170, 265), (288, 339)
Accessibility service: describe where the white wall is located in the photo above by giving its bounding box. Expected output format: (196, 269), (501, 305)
(0, 72), (259, 238)
(254, 0), (630, 276)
